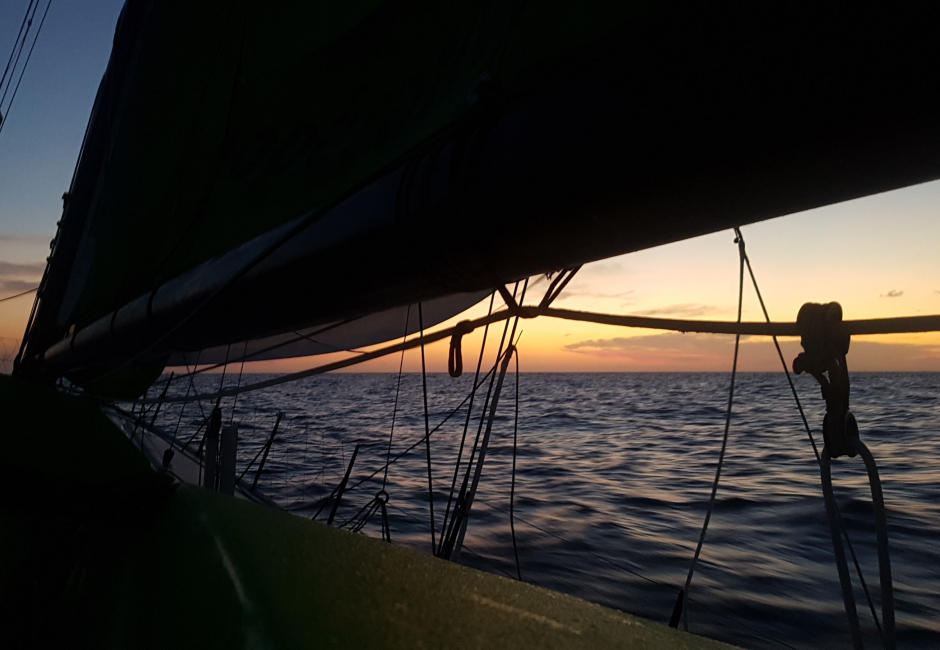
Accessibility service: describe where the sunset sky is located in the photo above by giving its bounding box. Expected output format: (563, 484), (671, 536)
(1, 1), (938, 375)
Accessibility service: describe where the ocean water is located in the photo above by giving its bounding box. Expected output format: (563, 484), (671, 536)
(155, 372), (940, 649)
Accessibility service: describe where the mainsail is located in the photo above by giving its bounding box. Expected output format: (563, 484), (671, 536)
(17, 1), (940, 394)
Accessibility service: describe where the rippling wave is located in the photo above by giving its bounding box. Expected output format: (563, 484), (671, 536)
(156, 372), (940, 649)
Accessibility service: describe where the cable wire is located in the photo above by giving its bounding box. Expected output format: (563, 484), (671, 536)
(383, 305), (410, 489)
(440, 292), (495, 546)
(0, 1), (36, 93)
(0, 286), (38, 302)
(679, 231), (745, 631)
(0, 0), (52, 140)
(418, 302), (437, 555)
(509, 345), (522, 580)
(735, 227), (883, 639)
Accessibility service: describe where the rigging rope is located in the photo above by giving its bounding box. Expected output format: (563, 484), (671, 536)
(134, 306), (940, 406)
(0, 0), (52, 140)
(736, 228), (884, 639)
(509, 346), (522, 581)
(170, 352), (200, 447)
(383, 305), (410, 489)
(538, 266), (581, 309)
(443, 293), (517, 556)
(0, 0), (37, 109)
(228, 340), (249, 425)
(0, 286), (38, 302)
(309, 355), (505, 507)
(792, 301), (896, 650)
(676, 232), (745, 632)
(845, 441), (894, 649)
(440, 293), (495, 543)
(215, 344), (231, 407)
(820, 446), (866, 650)
(443, 280), (526, 560)
(450, 340), (517, 562)
(0, 1), (36, 93)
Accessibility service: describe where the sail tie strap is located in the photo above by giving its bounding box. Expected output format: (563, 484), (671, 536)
(448, 320), (475, 377)
(795, 302), (895, 650)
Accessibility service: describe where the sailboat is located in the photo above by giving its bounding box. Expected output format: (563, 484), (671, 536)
(4, 1), (940, 647)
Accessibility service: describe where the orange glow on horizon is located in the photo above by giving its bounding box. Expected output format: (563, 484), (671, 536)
(4, 181), (940, 376)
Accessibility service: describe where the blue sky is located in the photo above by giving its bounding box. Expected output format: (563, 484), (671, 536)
(0, 1), (124, 248)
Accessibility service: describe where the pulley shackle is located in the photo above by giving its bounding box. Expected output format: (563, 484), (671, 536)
(792, 302), (857, 458)
(795, 302), (896, 649)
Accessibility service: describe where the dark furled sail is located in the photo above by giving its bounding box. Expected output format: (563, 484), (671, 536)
(18, 1), (940, 392)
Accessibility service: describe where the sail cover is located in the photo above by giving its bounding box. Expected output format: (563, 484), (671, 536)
(19, 1), (940, 387)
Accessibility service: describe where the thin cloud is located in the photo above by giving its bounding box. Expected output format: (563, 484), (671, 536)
(880, 289), (904, 298)
(564, 333), (940, 371)
(565, 333), (734, 366)
(0, 261), (45, 276)
(0, 234), (48, 245)
(632, 303), (721, 317)
(0, 279), (39, 293)
(0, 260), (45, 294)
(581, 260), (625, 276)
(554, 289), (635, 302)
